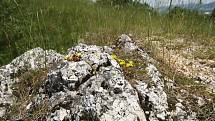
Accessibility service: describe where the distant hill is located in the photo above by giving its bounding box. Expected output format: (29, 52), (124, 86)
(157, 1), (215, 14)
(199, 1), (215, 12)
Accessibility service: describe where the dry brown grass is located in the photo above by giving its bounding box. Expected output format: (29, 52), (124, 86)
(6, 69), (50, 121)
(152, 51), (215, 121)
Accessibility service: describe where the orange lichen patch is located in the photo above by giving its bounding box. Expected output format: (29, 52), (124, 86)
(65, 52), (82, 62)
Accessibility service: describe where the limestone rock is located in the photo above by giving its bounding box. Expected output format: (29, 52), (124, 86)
(31, 44), (146, 121)
(117, 34), (170, 121)
(0, 47), (63, 118)
(117, 34), (200, 121)
(0, 107), (6, 118)
(175, 102), (198, 121)
(47, 108), (71, 121)
(117, 34), (138, 52)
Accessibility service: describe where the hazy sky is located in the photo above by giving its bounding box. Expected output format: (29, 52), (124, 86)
(140, 0), (215, 7)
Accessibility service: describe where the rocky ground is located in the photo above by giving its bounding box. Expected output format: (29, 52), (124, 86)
(0, 34), (214, 121)
(137, 36), (215, 91)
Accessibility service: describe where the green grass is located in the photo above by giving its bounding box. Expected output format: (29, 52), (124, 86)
(1, 0), (215, 65)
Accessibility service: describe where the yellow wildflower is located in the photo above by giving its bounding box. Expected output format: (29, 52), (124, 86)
(111, 54), (118, 60)
(128, 61), (134, 64)
(126, 61), (134, 67)
(119, 59), (126, 66)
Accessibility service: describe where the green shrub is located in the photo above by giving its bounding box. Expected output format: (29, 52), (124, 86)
(97, 0), (133, 6)
(211, 8), (215, 18)
(168, 6), (198, 18)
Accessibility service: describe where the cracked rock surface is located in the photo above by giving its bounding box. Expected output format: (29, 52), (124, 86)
(45, 44), (146, 121)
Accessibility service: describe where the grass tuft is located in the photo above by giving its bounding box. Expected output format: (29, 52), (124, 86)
(6, 69), (49, 120)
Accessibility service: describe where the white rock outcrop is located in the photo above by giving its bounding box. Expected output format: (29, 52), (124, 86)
(0, 48), (63, 118)
(30, 44), (146, 121)
(1, 34), (208, 121)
